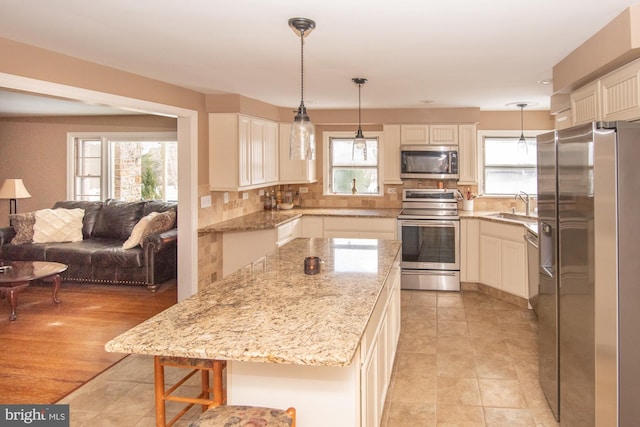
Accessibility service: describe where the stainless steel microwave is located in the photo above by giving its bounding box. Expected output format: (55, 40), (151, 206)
(400, 145), (459, 179)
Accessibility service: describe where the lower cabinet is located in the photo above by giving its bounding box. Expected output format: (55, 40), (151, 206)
(276, 218), (301, 247)
(460, 218), (480, 282)
(478, 221), (528, 298)
(360, 258), (401, 426)
(323, 217), (397, 239)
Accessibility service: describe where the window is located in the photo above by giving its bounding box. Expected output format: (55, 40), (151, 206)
(68, 132), (177, 201)
(324, 133), (381, 195)
(483, 136), (537, 195)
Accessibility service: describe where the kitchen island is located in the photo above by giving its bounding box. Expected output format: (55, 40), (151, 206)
(106, 237), (401, 427)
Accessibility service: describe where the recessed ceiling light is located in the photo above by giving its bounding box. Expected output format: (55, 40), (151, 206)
(538, 79), (553, 86)
(420, 100), (435, 104)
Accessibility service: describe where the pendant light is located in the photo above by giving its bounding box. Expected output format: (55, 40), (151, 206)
(288, 17), (316, 160)
(517, 103), (528, 156)
(352, 77), (368, 160)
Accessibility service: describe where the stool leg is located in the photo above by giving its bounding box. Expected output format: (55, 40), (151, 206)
(201, 369), (210, 412)
(212, 360), (226, 406)
(154, 356), (166, 427)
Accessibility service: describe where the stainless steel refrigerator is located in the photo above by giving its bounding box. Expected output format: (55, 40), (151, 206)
(536, 121), (640, 426)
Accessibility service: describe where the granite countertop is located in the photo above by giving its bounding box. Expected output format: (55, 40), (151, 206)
(199, 208), (401, 233)
(105, 237), (401, 367)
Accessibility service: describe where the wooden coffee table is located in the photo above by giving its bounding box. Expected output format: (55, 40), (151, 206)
(0, 261), (68, 321)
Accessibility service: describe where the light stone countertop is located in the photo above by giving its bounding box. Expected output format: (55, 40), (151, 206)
(198, 208), (401, 233)
(460, 210), (539, 235)
(105, 237), (401, 367)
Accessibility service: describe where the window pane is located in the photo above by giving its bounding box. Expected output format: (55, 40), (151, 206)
(75, 176), (101, 197)
(331, 138), (378, 166)
(484, 167), (537, 195)
(77, 158), (101, 176)
(80, 140), (101, 157)
(485, 138), (536, 166)
(332, 168), (378, 194)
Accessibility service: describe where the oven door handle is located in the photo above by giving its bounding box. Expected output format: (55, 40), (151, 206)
(399, 220), (458, 227)
(402, 270), (458, 276)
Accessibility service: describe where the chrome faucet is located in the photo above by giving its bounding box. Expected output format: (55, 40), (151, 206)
(515, 191), (531, 216)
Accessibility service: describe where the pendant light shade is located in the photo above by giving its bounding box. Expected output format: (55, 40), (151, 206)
(289, 17), (316, 160)
(517, 103), (528, 156)
(352, 78), (368, 160)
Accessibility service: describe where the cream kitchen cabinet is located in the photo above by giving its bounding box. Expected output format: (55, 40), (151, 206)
(600, 58), (640, 121)
(400, 125), (430, 144)
(479, 220), (527, 298)
(301, 216), (323, 238)
(457, 124), (477, 185)
(276, 218), (301, 247)
(360, 257), (400, 427)
(382, 124), (402, 184)
(460, 218), (480, 282)
(278, 123), (316, 184)
(323, 217), (397, 240)
(209, 113), (279, 191)
(571, 81), (601, 125)
(429, 124), (459, 145)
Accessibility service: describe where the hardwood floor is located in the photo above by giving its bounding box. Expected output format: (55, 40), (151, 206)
(0, 279), (176, 404)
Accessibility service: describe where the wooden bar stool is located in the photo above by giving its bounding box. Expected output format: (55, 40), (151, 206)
(154, 356), (227, 427)
(188, 405), (296, 427)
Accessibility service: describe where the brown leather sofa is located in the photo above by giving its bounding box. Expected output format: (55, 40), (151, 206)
(0, 199), (177, 292)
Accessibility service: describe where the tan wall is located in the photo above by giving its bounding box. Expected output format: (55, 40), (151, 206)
(0, 115), (177, 226)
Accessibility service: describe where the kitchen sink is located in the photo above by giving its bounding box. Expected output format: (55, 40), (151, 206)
(485, 212), (538, 225)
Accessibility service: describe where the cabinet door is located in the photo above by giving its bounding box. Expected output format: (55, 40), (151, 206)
(238, 116), (252, 188)
(361, 337), (379, 427)
(429, 124), (458, 145)
(501, 239), (527, 298)
(601, 58), (640, 121)
(461, 219), (480, 282)
(400, 125), (429, 144)
(383, 124), (402, 184)
(251, 119), (266, 185)
(263, 121), (279, 184)
(480, 235), (501, 289)
(457, 124), (477, 184)
(571, 81), (601, 125)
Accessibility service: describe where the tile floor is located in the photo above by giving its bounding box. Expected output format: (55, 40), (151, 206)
(58, 290), (560, 426)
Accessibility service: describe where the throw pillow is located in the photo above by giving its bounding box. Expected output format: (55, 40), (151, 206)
(140, 209), (176, 247)
(9, 211), (36, 245)
(122, 211), (160, 250)
(32, 208), (85, 243)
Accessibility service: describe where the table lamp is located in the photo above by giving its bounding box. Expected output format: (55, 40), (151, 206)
(0, 179), (32, 215)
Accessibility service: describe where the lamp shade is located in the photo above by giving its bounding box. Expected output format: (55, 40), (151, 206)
(0, 179), (31, 199)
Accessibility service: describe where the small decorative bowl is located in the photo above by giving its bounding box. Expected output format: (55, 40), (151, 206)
(279, 203), (294, 210)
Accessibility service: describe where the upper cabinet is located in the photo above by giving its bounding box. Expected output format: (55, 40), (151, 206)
(382, 124), (402, 184)
(457, 124), (477, 185)
(278, 123), (316, 184)
(570, 57), (640, 126)
(400, 124), (459, 145)
(429, 124), (459, 145)
(209, 113), (279, 191)
(400, 125), (430, 144)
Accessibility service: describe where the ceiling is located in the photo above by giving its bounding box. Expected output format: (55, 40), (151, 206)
(0, 0), (638, 115)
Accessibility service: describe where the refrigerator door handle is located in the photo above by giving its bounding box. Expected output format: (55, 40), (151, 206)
(539, 221), (555, 278)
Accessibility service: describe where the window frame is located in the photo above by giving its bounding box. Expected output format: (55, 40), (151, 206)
(67, 131), (178, 201)
(322, 131), (384, 196)
(478, 130), (542, 197)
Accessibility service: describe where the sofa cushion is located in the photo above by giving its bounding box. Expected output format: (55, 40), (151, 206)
(141, 209), (176, 247)
(44, 238), (145, 268)
(92, 199), (146, 241)
(143, 200), (178, 217)
(9, 211), (36, 244)
(122, 212), (159, 249)
(53, 201), (104, 239)
(33, 208), (85, 243)
(1, 242), (49, 261)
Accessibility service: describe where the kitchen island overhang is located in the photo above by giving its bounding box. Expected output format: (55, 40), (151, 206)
(106, 237), (402, 427)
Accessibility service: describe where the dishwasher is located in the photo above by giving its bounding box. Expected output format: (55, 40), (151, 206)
(524, 228), (539, 314)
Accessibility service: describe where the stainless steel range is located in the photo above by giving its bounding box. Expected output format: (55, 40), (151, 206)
(397, 188), (461, 291)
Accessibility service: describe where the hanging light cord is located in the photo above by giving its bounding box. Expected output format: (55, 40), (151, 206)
(299, 30), (305, 109)
(520, 105), (524, 139)
(357, 82), (362, 131)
